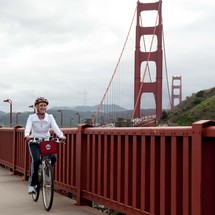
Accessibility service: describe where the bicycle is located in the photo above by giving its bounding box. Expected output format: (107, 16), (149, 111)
(29, 137), (60, 211)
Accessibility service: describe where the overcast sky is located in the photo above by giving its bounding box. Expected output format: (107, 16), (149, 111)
(0, 0), (214, 112)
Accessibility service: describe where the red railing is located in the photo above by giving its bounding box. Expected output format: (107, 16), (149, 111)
(0, 120), (215, 215)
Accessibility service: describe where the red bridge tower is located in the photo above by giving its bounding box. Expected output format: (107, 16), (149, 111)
(171, 76), (182, 109)
(133, 1), (163, 119)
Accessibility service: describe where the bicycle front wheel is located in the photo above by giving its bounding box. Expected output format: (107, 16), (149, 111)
(42, 160), (54, 211)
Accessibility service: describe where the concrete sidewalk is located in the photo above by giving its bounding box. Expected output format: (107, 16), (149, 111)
(0, 166), (102, 215)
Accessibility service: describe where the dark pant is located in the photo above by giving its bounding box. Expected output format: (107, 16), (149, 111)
(28, 142), (57, 186)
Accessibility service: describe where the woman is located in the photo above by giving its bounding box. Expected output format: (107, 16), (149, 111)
(25, 97), (66, 194)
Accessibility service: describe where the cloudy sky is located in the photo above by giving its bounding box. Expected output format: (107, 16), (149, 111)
(0, 0), (214, 112)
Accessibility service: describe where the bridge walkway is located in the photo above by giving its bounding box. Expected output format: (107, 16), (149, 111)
(0, 166), (102, 215)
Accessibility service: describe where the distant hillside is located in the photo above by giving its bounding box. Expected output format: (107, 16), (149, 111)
(161, 87), (215, 126)
(0, 104), (127, 127)
(50, 104), (126, 112)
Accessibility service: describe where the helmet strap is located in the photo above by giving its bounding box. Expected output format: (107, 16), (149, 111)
(36, 108), (45, 115)
(37, 112), (45, 115)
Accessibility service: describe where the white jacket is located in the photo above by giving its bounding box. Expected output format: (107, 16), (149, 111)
(24, 113), (64, 139)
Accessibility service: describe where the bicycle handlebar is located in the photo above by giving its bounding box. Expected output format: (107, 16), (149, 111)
(29, 137), (60, 143)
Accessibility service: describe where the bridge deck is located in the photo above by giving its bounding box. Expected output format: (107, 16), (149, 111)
(0, 166), (102, 215)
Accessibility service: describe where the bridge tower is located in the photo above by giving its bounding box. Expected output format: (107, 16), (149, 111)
(133, 1), (163, 119)
(171, 76), (182, 109)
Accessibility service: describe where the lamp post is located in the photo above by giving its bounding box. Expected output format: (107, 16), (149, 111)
(29, 105), (35, 113)
(76, 112), (80, 125)
(16, 112), (21, 125)
(57, 109), (63, 128)
(91, 115), (96, 126)
(3, 99), (12, 127)
(100, 116), (104, 126)
(70, 117), (73, 127)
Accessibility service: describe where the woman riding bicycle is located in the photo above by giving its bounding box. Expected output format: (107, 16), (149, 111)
(24, 97), (66, 194)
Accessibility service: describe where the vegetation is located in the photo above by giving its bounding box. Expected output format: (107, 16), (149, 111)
(160, 87), (215, 126)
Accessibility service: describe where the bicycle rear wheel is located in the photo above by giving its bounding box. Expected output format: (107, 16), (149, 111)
(42, 160), (54, 211)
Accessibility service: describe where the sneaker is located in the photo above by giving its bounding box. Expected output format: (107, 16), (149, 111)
(28, 186), (36, 194)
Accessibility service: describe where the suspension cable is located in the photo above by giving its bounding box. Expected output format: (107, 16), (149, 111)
(92, 5), (137, 124)
(162, 18), (172, 109)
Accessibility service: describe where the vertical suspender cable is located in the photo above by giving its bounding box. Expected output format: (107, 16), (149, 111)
(162, 21), (172, 109)
(92, 6), (137, 124)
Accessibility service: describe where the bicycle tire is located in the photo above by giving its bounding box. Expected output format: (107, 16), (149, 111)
(42, 160), (54, 211)
(32, 184), (40, 201)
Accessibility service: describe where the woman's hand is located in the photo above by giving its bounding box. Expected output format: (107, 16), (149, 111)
(60, 136), (66, 144)
(25, 135), (32, 142)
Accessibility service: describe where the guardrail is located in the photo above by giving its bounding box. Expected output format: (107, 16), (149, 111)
(0, 120), (215, 215)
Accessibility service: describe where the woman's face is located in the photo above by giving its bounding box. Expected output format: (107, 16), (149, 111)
(37, 102), (48, 114)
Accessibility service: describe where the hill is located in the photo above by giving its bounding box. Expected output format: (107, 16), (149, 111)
(0, 104), (128, 127)
(50, 104), (126, 112)
(161, 87), (215, 126)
